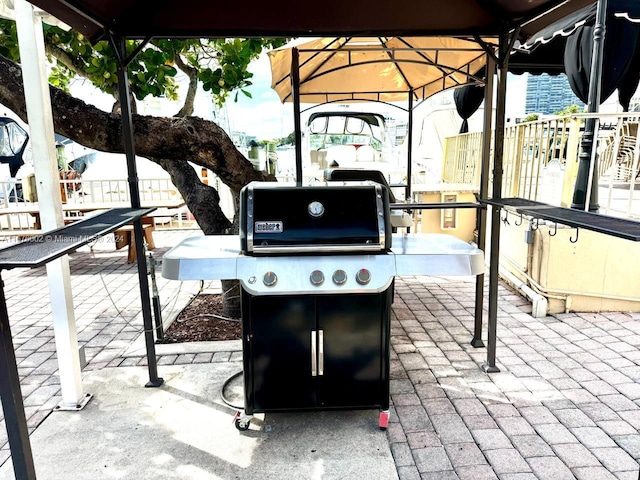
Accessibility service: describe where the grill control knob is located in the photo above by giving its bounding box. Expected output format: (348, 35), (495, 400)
(332, 269), (347, 285)
(355, 268), (371, 285)
(310, 270), (325, 286)
(263, 271), (277, 287)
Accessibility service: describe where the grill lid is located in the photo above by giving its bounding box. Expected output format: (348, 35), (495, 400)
(240, 182), (391, 255)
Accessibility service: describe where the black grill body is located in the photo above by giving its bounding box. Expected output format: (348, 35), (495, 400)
(238, 181), (394, 419)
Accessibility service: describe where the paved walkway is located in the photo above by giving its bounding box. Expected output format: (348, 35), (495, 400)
(1, 229), (640, 479)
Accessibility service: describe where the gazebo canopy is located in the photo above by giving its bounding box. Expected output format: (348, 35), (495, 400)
(29, 0), (594, 41)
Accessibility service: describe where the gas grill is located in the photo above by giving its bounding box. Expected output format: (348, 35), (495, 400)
(162, 181), (485, 430)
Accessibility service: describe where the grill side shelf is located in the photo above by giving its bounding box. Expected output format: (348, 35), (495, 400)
(0, 208), (156, 269)
(482, 198), (640, 242)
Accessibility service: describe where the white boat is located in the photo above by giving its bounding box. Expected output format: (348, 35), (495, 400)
(299, 109), (403, 185)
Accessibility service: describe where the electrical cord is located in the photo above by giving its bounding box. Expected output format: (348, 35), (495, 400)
(176, 313), (240, 323)
(220, 369), (244, 409)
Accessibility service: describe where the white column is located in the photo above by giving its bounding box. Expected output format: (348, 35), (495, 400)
(14, 0), (84, 407)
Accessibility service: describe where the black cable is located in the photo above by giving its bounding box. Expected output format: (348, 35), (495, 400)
(177, 279), (205, 315)
(220, 370), (244, 409)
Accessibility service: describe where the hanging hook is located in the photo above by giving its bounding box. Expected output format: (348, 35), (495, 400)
(569, 228), (579, 243)
(501, 210), (510, 226)
(515, 212), (523, 226)
(530, 218), (539, 231)
(548, 222), (557, 236)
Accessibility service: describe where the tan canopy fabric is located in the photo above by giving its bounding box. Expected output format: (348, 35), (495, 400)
(268, 36), (495, 104)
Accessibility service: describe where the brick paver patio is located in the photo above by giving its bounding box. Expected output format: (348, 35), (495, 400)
(1, 229), (639, 479)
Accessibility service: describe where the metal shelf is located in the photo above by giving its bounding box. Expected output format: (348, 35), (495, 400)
(390, 202), (484, 210)
(0, 207), (155, 269)
(483, 198), (640, 242)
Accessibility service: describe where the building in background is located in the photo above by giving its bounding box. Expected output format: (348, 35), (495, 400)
(525, 73), (584, 115)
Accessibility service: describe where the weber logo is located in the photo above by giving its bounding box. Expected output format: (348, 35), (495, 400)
(255, 221), (283, 233)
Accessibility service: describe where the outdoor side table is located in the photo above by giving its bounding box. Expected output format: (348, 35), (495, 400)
(0, 207), (154, 480)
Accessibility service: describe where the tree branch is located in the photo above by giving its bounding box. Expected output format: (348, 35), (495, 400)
(44, 43), (90, 80)
(173, 54), (198, 117)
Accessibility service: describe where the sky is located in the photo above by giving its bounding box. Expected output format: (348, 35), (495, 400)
(224, 54), (294, 140)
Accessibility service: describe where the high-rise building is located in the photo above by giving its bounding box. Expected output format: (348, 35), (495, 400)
(525, 73), (584, 114)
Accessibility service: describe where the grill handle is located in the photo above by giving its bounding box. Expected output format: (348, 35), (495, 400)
(318, 330), (324, 376)
(311, 330), (317, 377)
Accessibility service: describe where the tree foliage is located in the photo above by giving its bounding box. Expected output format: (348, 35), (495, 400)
(0, 18), (287, 112)
(553, 104), (584, 116)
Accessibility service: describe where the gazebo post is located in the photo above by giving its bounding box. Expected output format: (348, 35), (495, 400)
(0, 273), (35, 478)
(484, 33), (514, 373)
(112, 35), (163, 387)
(406, 91), (414, 202)
(472, 53), (495, 348)
(292, 47), (303, 186)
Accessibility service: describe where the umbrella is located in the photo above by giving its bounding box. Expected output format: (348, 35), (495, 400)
(268, 36), (493, 105)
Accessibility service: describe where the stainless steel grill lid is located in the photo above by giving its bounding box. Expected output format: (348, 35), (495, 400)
(240, 182), (392, 255)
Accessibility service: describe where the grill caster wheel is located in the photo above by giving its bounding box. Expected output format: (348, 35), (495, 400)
(235, 417), (250, 431)
(379, 410), (390, 430)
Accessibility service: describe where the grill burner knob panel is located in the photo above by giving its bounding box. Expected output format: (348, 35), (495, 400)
(263, 271), (277, 287)
(356, 268), (371, 285)
(332, 269), (347, 285)
(310, 270), (325, 286)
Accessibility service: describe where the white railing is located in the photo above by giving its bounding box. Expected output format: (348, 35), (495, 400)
(60, 177), (180, 204)
(442, 112), (640, 220)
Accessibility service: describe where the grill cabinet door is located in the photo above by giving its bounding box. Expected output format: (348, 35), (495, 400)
(317, 291), (391, 409)
(242, 292), (316, 412)
(241, 286), (392, 414)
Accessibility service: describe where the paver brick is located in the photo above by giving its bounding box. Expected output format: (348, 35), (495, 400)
(396, 405), (434, 433)
(572, 466), (618, 480)
(391, 442), (415, 466)
(484, 448), (530, 474)
(423, 398), (456, 415)
(462, 415), (497, 430)
(612, 434), (640, 459)
(430, 414), (474, 444)
(597, 420), (637, 436)
(571, 426), (617, 448)
(526, 456), (575, 479)
(444, 442), (486, 468)
(590, 447), (640, 472)
(518, 405), (557, 425)
(406, 430), (441, 449)
(495, 416), (536, 436)
(396, 465), (421, 480)
(534, 423), (578, 445)
(471, 428), (512, 451)
(551, 442), (601, 468)
(598, 394), (639, 412)
(511, 434), (554, 458)
(412, 446), (453, 473)
(553, 408), (596, 428)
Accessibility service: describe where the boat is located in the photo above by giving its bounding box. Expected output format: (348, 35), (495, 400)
(299, 108), (403, 185)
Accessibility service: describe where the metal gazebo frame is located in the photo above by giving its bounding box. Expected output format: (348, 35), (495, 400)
(6, 1), (634, 478)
